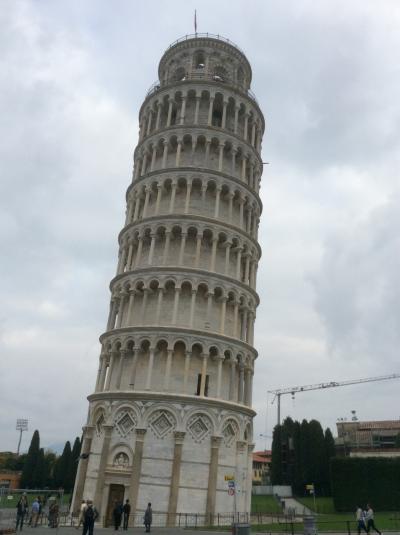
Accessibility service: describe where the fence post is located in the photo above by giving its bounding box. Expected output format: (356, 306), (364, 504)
(346, 520), (351, 535)
(291, 521), (294, 535)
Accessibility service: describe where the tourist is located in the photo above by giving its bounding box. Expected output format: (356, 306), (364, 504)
(113, 501), (123, 530)
(16, 494), (28, 531)
(122, 499), (131, 530)
(356, 505), (368, 535)
(144, 503), (152, 533)
(76, 500), (87, 529)
(365, 504), (381, 534)
(30, 498), (40, 528)
(48, 501), (59, 528)
(82, 500), (98, 535)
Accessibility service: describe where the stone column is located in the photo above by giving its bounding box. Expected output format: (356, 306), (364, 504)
(147, 233), (156, 265)
(155, 287), (164, 324)
(175, 139), (182, 167)
(179, 95), (187, 125)
(150, 146), (157, 172)
(166, 99), (173, 126)
(221, 100), (228, 129)
(70, 425), (94, 513)
(167, 431), (186, 526)
(224, 241), (232, 275)
(233, 301), (239, 338)
(146, 109), (153, 135)
(129, 348), (140, 389)
(163, 230), (171, 265)
(238, 364), (245, 403)
(235, 247), (243, 280)
(244, 113), (249, 141)
(116, 293), (127, 329)
(129, 428), (147, 514)
(178, 232), (187, 265)
(228, 192), (234, 222)
(199, 353), (208, 396)
(172, 287), (181, 324)
(104, 352), (115, 391)
(93, 424), (113, 516)
(205, 436), (222, 520)
(184, 180), (192, 214)
(239, 197), (245, 228)
(97, 354), (107, 392)
(133, 195), (141, 221)
(142, 187), (151, 217)
(145, 346), (155, 390)
(194, 95), (201, 124)
(216, 355), (224, 398)
(126, 290), (136, 326)
(155, 184), (163, 214)
(229, 359), (236, 401)
(140, 288), (149, 325)
(134, 234), (143, 268)
(155, 102), (162, 130)
(219, 296), (227, 334)
(214, 186), (222, 218)
(169, 181), (177, 213)
(207, 96), (215, 126)
(204, 140), (211, 167)
(234, 105), (240, 134)
(162, 140), (169, 167)
(163, 348), (174, 391)
(115, 349), (127, 390)
(218, 143), (224, 172)
(210, 237), (218, 272)
(194, 232), (203, 268)
(183, 351), (192, 394)
(189, 289), (197, 328)
(231, 147), (237, 176)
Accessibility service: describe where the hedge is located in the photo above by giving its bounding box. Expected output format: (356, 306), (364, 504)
(331, 457), (400, 511)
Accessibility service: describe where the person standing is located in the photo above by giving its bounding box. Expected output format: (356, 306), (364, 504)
(122, 500), (131, 530)
(113, 501), (123, 531)
(16, 494), (28, 531)
(365, 504), (381, 535)
(144, 503), (152, 533)
(356, 505), (368, 535)
(82, 500), (98, 535)
(30, 498), (40, 528)
(76, 500), (87, 529)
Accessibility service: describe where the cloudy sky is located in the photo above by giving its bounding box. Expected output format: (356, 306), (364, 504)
(1, 0), (399, 453)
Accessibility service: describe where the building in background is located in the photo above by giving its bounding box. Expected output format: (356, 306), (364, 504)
(336, 419), (400, 456)
(0, 470), (22, 491)
(71, 33), (265, 524)
(252, 450), (271, 485)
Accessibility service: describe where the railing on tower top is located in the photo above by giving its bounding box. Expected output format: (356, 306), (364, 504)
(146, 73), (258, 104)
(165, 33), (246, 56)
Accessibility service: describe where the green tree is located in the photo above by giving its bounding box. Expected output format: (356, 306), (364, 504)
(395, 433), (400, 448)
(21, 430), (40, 488)
(32, 448), (45, 488)
(271, 424), (283, 484)
(323, 428), (336, 494)
(43, 451), (57, 488)
(68, 437), (81, 491)
(53, 441), (72, 491)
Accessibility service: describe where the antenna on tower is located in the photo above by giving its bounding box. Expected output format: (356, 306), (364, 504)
(194, 9), (198, 34)
(16, 419), (28, 455)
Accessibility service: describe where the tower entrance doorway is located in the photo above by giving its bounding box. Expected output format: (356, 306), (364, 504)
(105, 484), (125, 527)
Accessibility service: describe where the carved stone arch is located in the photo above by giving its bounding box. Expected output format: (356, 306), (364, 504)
(207, 344), (220, 358)
(108, 442), (134, 468)
(244, 421), (253, 442)
(220, 416), (240, 447)
(191, 341), (204, 357)
(133, 278), (145, 291)
(183, 407), (217, 437)
(144, 405), (178, 439)
(111, 339), (122, 351)
(137, 336), (152, 350)
(122, 336), (136, 351)
(112, 403), (139, 438)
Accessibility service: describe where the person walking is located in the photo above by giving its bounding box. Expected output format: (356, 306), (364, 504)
(366, 504), (381, 535)
(30, 498), (40, 528)
(356, 505), (368, 535)
(76, 500), (87, 529)
(144, 503), (152, 533)
(113, 501), (123, 531)
(16, 494), (28, 531)
(122, 500), (131, 530)
(82, 500), (98, 535)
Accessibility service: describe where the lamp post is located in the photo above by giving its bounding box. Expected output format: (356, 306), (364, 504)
(16, 419), (28, 455)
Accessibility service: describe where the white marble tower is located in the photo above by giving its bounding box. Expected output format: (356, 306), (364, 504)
(72, 33), (264, 525)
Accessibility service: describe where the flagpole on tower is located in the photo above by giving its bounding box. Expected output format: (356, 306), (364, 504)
(194, 9), (197, 34)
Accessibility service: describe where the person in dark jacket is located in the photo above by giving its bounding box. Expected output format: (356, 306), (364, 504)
(113, 501), (123, 531)
(144, 503), (152, 533)
(82, 501), (98, 535)
(122, 499), (131, 530)
(16, 494), (28, 531)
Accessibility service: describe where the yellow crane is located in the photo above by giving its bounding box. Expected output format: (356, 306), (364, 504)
(268, 373), (400, 426)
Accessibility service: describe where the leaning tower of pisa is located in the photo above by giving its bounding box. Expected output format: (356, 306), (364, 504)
(72, 34), (264, 525)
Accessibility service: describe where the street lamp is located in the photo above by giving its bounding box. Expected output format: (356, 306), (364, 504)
(16, 419), (28, 455)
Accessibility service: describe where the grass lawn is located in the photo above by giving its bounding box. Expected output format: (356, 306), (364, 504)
(0, 492), (70, 509)
(295, 496), (336, 514)
(251, 494), (282, 513)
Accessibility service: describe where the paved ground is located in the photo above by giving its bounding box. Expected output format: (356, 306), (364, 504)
(8, 528), (229, 535)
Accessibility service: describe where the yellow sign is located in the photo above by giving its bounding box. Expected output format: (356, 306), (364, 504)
(306, 484), (314, 490)
(224, 475), (235, 481)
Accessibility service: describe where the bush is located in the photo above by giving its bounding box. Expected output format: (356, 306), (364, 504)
(331, 457), (400, 511)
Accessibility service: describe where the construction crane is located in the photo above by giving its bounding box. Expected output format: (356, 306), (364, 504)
(268, 373), (400, 426)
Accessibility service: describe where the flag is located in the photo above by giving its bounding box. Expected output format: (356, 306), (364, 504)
(194, 10), (197, 33)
